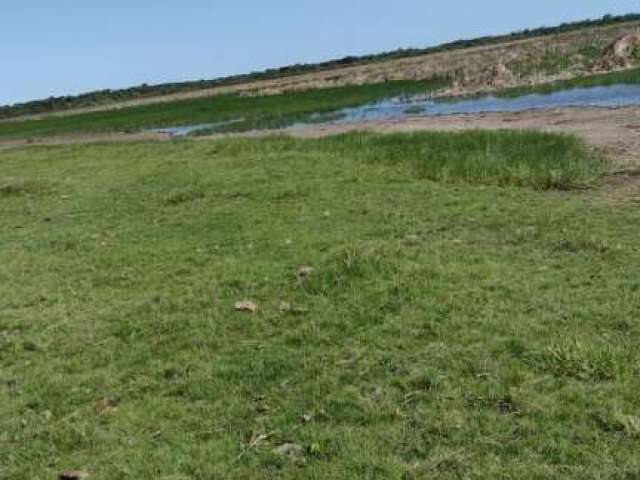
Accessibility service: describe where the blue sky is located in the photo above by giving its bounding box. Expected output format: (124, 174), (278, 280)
(1, 1), (637, 105)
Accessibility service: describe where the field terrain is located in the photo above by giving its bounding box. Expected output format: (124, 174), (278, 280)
(2, 14), (640, 480)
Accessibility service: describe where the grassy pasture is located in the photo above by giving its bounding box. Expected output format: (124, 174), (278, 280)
(1, 131), (639, 479)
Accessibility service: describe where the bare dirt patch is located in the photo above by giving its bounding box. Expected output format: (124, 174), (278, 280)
(599, 170), (640, 203)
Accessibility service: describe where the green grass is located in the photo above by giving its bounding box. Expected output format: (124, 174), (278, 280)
(497, 67), (640, 98)
(314, 131), (605, 189)
(0, 79), (449, 141)
(1, 131), (638, 479)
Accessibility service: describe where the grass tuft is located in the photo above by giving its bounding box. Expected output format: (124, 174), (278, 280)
(316, 130), (607, 189)
(0, 179), (51, 197)
(163, 187), (206, 206)
(529, 339), (629, 382)
(594, 411), (640, 439)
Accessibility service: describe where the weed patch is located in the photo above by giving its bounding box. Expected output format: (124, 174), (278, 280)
(529, 339), (630, 381)
(0, 179), (51, 197)
(163, 187), (206, 206)
(316, 130), (606, 189)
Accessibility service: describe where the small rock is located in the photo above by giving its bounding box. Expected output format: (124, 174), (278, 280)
(610, 33), (640, 59)
(279, 301), (292, 312)
(59, 471), (90, 480)
(273, 443), (306, 463)
(296, 266), (315, 286)
(404, 234), (420, 245)
(497, 395), (519, 415)
(279, 301), (309, 315)
(297, 266), (315, 277)
(234, 301), (258, 313)
(95, 397), (119, 415)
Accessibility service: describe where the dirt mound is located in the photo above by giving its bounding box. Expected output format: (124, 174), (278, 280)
(594, 32), (640, 70)
(610, 33), (640, 57)
(448, 62), (517, 92)
(490, 62), (517, 88)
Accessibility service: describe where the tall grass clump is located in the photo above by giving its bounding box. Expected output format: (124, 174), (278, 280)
(319, 130), (606, 189)
(528, 338), (631, 382)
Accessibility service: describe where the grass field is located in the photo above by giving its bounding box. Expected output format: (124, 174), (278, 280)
(0, 80), (448, 141)
(2, 131), (639, 479)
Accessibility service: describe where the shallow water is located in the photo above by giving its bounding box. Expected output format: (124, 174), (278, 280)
(151, 118), (243, 136)
(152, 84), (640, 136)
(333, 84), (640, 123)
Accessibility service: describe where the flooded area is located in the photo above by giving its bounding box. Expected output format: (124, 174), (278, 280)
(152, 84), (640, 136)
(332, 84), (640, 123)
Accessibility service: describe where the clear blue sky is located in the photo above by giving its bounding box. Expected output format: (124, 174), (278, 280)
(1, 1), (637, 105)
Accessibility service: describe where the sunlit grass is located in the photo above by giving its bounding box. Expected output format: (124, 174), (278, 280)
(1, 132), (637, 479)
